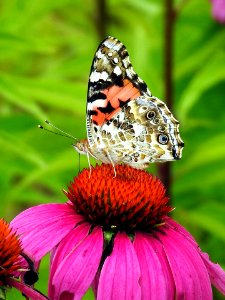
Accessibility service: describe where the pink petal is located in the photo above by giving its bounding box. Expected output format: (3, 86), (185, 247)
(49, 222), (91, 299)
(211, 0), (225, 23)
(97, 232), (141, 300)
(7, 278), (48, 300)
(52, 226), (103, 300)
(168, 217), (225, 296)
(201, 252), (225, 295)
(133, 232), (175, 299)
(159, 226), (212, 300)
(166, 217), (197, 245)
(11, 203), (84, 261)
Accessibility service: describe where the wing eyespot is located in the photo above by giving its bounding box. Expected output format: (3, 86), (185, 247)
(146, 110), (156, 119)
(158, 134), (169, 145)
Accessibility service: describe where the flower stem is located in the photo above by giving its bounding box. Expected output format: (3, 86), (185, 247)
(96, 0), (107, 40)
(158, 0), (175, 193)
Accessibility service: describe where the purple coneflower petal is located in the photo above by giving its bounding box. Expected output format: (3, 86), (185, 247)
(166, 217), (197, 245)
(159, 226), (212, 300)
(52, 226), (103, 300)
(201, 252), (225, 295)
(133, 232), (175, 299)
(49, 222), (91, 299)
(167, 218), (225, 296)
(211, 0), (225, 24)
(97, 232), (141, 300)
(11, 203), (84, 261)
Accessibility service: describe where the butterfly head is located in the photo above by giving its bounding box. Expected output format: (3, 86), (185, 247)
(73, 139), (89, 155)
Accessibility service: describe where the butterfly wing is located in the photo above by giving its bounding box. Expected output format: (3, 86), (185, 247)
(84, 36), (184, 167)
(86, 36), (151, 146)
(97, 96), (184, 168)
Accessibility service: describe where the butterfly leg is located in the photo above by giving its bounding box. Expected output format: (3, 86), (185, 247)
(78, 153), (81, 173)
(86, 151), (92, 178)
(105, 150), (116, 177)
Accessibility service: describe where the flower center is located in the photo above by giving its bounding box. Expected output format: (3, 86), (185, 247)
(0, 219), (22, 285)
(66, 164), (172, 233)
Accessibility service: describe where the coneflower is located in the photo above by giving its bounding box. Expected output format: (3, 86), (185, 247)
(0, 218), (48, 300)
(11, 164), (225, 299)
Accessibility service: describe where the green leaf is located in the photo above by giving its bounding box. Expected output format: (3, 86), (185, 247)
(188, 204), (225, 242)
(4, 149), (92, 203)
(175, 31), (225, 80)
(177, 133), (225, 175)
(177, 51), (225, 122)
(0, 75), (47, 119)
(175, 163), (225, 194)
(8, 76), (86, 113)
(0, 130), (46, 167)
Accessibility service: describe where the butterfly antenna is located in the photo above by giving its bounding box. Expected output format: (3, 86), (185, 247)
(38, 125), (74, 140)
(38, 120), (76, 141)
(45, 120), (76, 140)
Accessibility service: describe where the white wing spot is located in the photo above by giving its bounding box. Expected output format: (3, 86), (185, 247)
(123, 57), (130, 68)
(114, 66), (122, 75)
(90, 70), (100, 82)
(100, 71), (109, 81)
(96, 50), (103, 59)
(104, 39), (121, 51)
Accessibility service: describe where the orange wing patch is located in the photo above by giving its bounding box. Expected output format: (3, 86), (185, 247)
(91, 79), (141, 126)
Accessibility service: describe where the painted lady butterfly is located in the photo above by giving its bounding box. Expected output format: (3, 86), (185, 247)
(73, 36), (184, 169)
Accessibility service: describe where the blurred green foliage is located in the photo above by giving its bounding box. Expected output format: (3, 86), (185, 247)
(0, 0), (225, 299)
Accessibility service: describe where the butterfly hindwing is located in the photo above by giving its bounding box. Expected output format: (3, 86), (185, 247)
(95, 95), (184, 168)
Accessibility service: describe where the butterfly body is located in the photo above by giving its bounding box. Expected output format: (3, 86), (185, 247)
(73, 36), (184, 168)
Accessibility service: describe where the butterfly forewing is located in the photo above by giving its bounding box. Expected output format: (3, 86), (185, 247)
(86, 36), (151, 146)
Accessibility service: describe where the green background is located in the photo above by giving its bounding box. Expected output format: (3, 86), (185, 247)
(1, 0), (225, 299)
